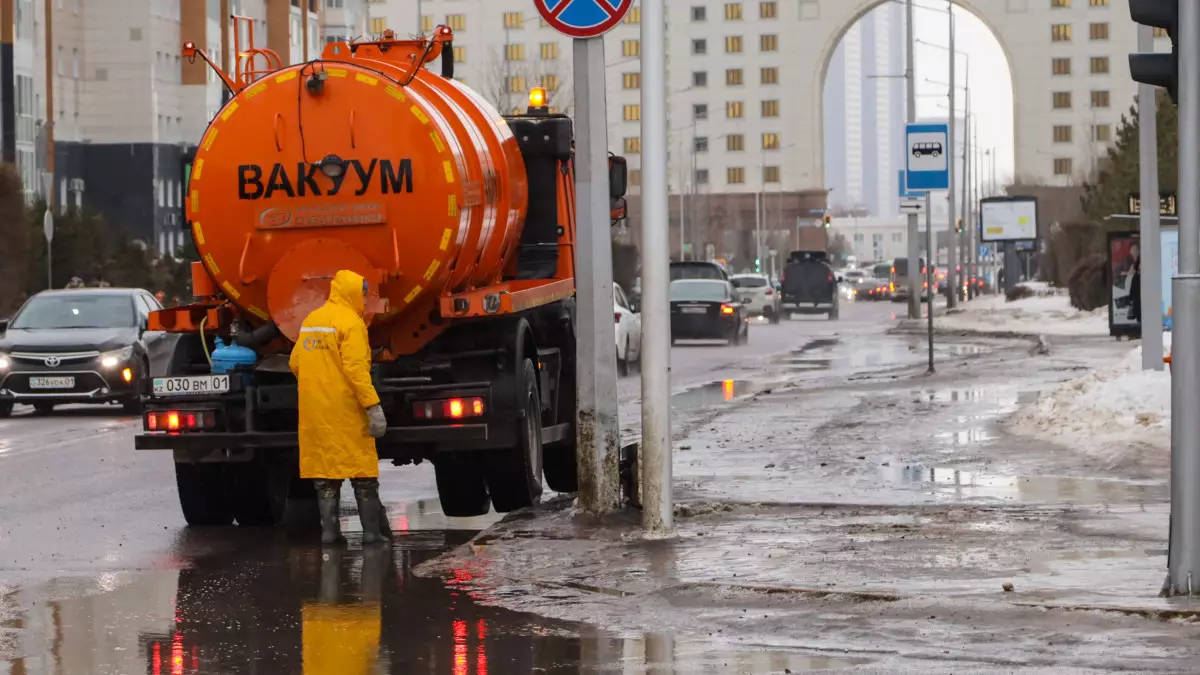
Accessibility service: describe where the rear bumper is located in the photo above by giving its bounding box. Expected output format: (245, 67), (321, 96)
(671, 316), (739, 339)
(135, 424), (490, 450)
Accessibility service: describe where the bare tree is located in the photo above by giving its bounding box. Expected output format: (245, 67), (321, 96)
(478, 47), (573, 116)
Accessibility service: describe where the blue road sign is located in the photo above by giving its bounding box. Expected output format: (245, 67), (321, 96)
(898, 170), (923, 199)
(979, 245), (991, 258)
(904, 123), (950, 192)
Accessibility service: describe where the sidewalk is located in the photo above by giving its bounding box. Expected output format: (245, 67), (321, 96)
(897, 284), (1110, 339)
(417, 334), (1200, 672)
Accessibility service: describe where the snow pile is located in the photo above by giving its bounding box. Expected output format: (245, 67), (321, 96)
(1009, 339), (1171, 462)
(940, 286), (1108, 337)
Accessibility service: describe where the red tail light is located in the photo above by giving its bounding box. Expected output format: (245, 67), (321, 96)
(414, 396), (486, 420)
(614, 312), (622, 324)
(145, 409), (216, 432)
(764, 288), (773, 296)
(827, 272), (833, 282)
(720, 304), (735, 315)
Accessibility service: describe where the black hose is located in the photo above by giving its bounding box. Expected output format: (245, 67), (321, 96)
(441, 41), (454, 79)
(235, 322), (281, 349)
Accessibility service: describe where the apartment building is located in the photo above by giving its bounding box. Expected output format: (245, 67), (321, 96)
(0, 0), (362, 253)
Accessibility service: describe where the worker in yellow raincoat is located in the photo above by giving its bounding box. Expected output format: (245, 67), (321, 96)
(289, 270), (390, 545)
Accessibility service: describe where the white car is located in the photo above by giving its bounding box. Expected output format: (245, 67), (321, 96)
(614, 283), (642, 375)
(730, 274), (781, 324)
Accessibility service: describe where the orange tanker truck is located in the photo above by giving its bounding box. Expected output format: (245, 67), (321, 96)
(134, 21), (628, 526)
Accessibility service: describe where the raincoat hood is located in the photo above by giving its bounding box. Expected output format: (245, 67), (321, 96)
(329, 270), (367, 316)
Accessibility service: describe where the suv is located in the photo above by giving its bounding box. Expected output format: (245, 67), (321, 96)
(730, 273), (781, 323)
(0, 288), (163, 416)
(780, 251), (840, 320)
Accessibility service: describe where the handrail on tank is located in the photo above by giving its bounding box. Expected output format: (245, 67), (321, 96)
(324, 26), (454, 74)
(180, 14), (283, 95)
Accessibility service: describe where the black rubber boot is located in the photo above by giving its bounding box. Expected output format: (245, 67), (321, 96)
(314, 479), (344, 545)
(351, 478), (387, 545)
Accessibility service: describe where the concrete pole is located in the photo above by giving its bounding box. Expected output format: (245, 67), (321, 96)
(43, 0), (53, 210)
(1138, 24), (1164, 372)
(961, 75), (970, 299)
(572, 38), (620, 516)
(945, 4), (958, 308)
(1166, 0), (1200, 597)
(639, 0), (672, 536)
(905, 0), (920, 319)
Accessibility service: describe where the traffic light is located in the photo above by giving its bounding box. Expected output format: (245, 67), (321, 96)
(1129, 0), (1179, 103)
(823, 214), (831, 228)
(956, 217), (963, 234)
(754, 258), (761, 272)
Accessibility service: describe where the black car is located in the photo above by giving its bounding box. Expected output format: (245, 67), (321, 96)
(781, 250), (840, 319)
(669, 279), (749, 345)
(0, 288), (164, 416)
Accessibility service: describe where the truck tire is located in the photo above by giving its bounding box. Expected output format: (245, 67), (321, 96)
(485, 358), (544, 512)
(229, 457), (290, 526)
(175, 463), (234, 526)
(433, 455), (491, 517)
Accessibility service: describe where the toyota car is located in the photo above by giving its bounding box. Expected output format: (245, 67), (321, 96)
(0, 288), (163, 416)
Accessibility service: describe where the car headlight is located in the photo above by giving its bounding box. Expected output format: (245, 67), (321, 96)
(99, 346), (134, 369)
(0, 353), (9, 371)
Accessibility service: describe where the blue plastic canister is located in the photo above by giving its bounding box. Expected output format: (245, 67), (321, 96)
(210, 337), (258, 375)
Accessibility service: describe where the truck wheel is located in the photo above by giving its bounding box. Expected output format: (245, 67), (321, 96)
(485, 359), (544, 512)
(175, 463), (234, 526)
(433, 454), (491, 517)
(229, 457), (290, 526)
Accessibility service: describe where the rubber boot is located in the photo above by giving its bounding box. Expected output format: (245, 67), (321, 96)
(314, 479), (344, 545)
(351, 478), (387, 545)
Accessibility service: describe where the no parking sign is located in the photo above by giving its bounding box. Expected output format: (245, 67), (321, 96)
(533, 0), (634, 38)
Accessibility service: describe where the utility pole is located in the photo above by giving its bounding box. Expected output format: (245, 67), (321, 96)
(945, 3), (958, 308)
(43, 0), (53, 212)
(905, 0), (920, 319)
(1138, 23), (1165, 372)
(960, 67), (971, 300)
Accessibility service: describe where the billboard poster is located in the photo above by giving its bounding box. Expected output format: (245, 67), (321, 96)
(1109, 232), (1140, 336)
(979, 196), (1038, 242)
(1163, 227), (1178, 330)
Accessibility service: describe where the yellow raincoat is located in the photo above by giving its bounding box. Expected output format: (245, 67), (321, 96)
(289, 270), (381, 479)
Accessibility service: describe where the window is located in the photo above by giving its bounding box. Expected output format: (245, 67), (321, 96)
(691, 6), (706, 21)
(370, 17), (386, 34)
(695, 168), (710, 185)
(892, 233), (903, 243)
(726, 68), (743, 85)
(624, 7), (640, 23)
(505, 44), (524, 61)
(761, 67), (778, 84)
(1091, 56), (1109, 74)
(762, 132), (780, 149)
(503, 12), (523, 29)
(623, 72), (641, 89)
(508, 76), (526, 92)
(623, 105), (641, 121)
(760, 34), (778, 51)
(725, 36), (743, 53)
(623, 40), (640, 57)
(763, 166), (780, 183)
(447, 14), (466, 31)
(694, 136), (709, 152)
(1052, 24), (1072, 41)
(453, 47), (466, 62)
(760, 1), (777, 18)
(727, 134), (745, 151)
(725, 3), (742, 19)
(1052, 91), (1072, 109)
(1052, 125), (1072, 143)
(540, 42), (559, 60)
(624, 137), (641, 154)
(726, 101), (744, 118)
(56, 46), (63, 76)
(692, 39), (707, 55)
(630, 170), (641, 186)
(761, 99), (780, 117)
(1052, 57), (1071, 75)
(694, 103), (708, 119)
(692, 71), (708, 87)
(1090, 90), (1110, 108)
(421, 15), (433, 32)
(540, 75), (559, 91)
(1090, 0), (1108, 6)
(1053, 158), (1073, 175)
(1051, 0), (1070, 6)
(1089, 22), (1109, 40)
(727, 167), (745, 184)
(1094, 123), (1112, 141)
(72, 49), (79, 79)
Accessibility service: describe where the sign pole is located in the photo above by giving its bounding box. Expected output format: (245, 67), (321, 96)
(571, 35), (620, 516)
(925, 190), (935, 373)
(640, 0), (672, 536)
(1138, 23), (1164, 371)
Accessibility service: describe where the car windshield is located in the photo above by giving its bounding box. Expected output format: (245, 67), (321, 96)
(731, 276), (768, 288)
(11, 294), (135, 329)
(671, 280), (729, 302)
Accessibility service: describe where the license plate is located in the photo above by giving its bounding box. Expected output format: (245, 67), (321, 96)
(29, 376), (74, 389)
(152, 375), (230, 396)
(681, 306), (708, 314)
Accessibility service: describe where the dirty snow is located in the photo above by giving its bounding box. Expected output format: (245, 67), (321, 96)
(940, 285), (1108, 337)
(1009, 335), (1172, 466)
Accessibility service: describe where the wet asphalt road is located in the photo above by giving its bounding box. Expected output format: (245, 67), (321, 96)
(0, 301), (901, 674)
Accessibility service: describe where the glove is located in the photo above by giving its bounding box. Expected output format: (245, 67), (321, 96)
(366, 404), (387, 438)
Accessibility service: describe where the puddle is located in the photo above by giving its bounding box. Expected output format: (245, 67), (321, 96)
(773, 340), (992, 374)
(672, 380), (754, 409)
(880, 464), (1166, 504)
(627, 637), (873, 672)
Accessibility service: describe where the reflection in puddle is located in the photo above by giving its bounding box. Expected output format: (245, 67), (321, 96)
(672, 380), (753, 409)
(881, 464), (1165, 504)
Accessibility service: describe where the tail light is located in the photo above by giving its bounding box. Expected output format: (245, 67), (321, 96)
(827, 272), (833, 283)
(720, 304), (736, 315)
(764, 288), (773, 296)
(615, 312), (622, 324)
(414, 396), (486, 421)
(145, 409), (216, 432)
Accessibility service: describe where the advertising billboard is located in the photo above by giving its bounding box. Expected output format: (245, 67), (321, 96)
(1108, 232), (1140, 337)
(979, 196), (1038, 242)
